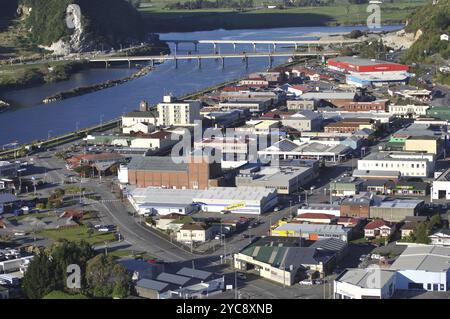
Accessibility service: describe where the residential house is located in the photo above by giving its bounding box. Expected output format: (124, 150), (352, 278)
(429, 228), (450, 246)
(400, 216), (428, 239)
(176, 223), (213, 243)
(364, 219), (393, 239)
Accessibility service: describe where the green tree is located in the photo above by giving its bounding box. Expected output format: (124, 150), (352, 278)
(85, 254), (133, 298)
(412, 222), (431, 244)
(22, 251), (57, 299)
(429, 214), (442, 230)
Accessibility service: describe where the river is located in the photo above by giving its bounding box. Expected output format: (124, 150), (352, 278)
(0, 25), (402, 146)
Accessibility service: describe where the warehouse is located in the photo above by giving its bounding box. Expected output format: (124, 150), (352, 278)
(334, 268), (397, 299)
(327, 57), (409, 73)
(390, 245), (450, 292)
(346, 72), (410, 87)
(370, 199), (424, 222)
(192, 186), (278, 215)
(127, 188), (201, 216)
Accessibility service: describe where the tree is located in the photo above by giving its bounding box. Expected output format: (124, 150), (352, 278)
(429, 214), (442, 230)
(412, 222), (431, 244)
(50, 240), (95, 293)
(22, 251), (57, 299)
(85, 254), (133, 298)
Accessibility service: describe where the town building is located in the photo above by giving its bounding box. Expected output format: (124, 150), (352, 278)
(127, 188), (200, 216)
(426, 106), (450, 121)
(327, 57), (409, 73)
(352, 169), (401, 181)
(388, 104), (430, 118)
(431, 168), (450, 201)
(330, 177), (364, 197)
(370, 199), (424, 222)
(281, 110), (323, 132)
(119, 156), (222, 189)
(297, 204), (341, 217)
(334, 100), (388, 112)
(157, 95), (201, 127)
(258, 139), (352, 163)
(234, 237), (343, 285)
(346, 72), (410, 87)
(0, 161), (19, 178)
(219, 99), (272, 114)
(286, 99), (316, 111)
(390, 245), (450, 292)
(271, 222), (350, 242)
(357, 151), (435, 177)
(400, 216), (428, 239)
(192, 186), (278, 215)
(235, 164), (317, 195)
(295, 213), (338, 224)
(324, 118), (378, 134)
(334, 268), (396, 299)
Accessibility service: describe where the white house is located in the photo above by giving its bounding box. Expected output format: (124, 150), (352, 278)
(431, 168), (450, 201)
(334, 268), (396, 299)
(429, 229), (450, 246)
(440, 34), (449, 41)
(176, 223), (212, 243)
(390, 245), (450, 292)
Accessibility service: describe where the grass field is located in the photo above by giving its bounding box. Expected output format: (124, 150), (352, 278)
(139, 1), (426, 32)
(43, 291), (89, 299)
(38, 226), (116, 246)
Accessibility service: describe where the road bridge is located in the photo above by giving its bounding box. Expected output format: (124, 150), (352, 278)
(89, 51), (339, 69)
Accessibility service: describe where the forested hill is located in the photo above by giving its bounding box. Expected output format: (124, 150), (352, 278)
(403, 0), (450, 62)
(20, 0), (145, 47)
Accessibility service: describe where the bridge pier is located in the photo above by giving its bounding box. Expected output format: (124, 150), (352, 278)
(194, 43), (198, 52)
(213, 42), (217, 54)
(268, 55), (273, 68)
(105, 61), (109, 69)
(150, 59), (154, 67)
(243, 56), (248, 69)
(175, 42), (179, 54)
(198, 57), (202, 69)
(174, 58), (178, 69)
(221, 57), (225, 69)
(273, 43), (277, 52)
(233, 43), (236, 52)
(252, 43), (256, 53)
(128, 59), (131, 69)
(294, 43), (298, 51)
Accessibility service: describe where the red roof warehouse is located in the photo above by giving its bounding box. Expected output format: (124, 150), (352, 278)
(328, 57), (409, 73)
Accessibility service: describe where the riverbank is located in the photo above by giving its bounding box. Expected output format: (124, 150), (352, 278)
(0, 60), (89, 100)
(140, 2), (422, 33)
(42, 65), (154, 104)
(0, 99), (10, 112)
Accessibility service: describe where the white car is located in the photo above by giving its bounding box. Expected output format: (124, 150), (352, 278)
(97, 227), (110, 232)
(299, 279), (314, 286)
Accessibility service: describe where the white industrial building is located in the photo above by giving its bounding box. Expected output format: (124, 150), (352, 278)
(334, 268), (397, 299)
(127, 187), (201, 216)
(192, 186), (278, 215)
(390, 245), (450, 292)
(431, 168), (450, 201)
(357, 151), (435, 177)
(297, 204), (341, 217)
(157, 95), (201, 127)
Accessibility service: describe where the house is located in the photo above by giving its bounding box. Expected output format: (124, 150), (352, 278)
(400, 216), (428, 239)
(334, 268), (397, 299)
(390, 245), (450, 291)
(295, 213), (338, 224)
(155, 213), (189, 230)
(176, 223), (213, 243)
(429, 228), (450, 246)
(440, 34), (449, 41)
(364, 219), (393, 238)
(330, 177), (363, 197)
(60, 210), (84, 221)
(120, 259), (163, 281)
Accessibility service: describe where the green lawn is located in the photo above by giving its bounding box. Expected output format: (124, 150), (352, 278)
(7, 211), (56, 222)
(43, 291), (89, 299)
(38, 226), (116, 246)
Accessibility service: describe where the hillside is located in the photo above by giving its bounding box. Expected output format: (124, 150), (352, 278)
(1, 0), (168, 56)
(402, 0), (450, 62)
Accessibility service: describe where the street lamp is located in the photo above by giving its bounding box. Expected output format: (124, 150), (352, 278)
(47, 130), (53, 140)
(100, 114), (104, 126)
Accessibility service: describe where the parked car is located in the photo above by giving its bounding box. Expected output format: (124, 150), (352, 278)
(97, 227), (111, 232)
(220, 210), (231, 215)
(299, 279), (314, 286)
(359, 254), (368, 262)
(273, 206), (280, 212)
(314, 279), (325, 285)
(14, 232), (26, 236)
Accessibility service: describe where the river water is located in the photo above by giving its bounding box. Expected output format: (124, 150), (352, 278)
(0, 25), (402, 146)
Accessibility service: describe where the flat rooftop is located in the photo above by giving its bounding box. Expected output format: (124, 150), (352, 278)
(336, 268), (396, 289)
(361, 151), (432, 162)
(373, 199), (424, 209)
(194, 186), (276, 202)
(330, 56), (405, 67)
(275, 223), (348, 235)
(129, 188), (201, 205)
(390, 245), (450, 272)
